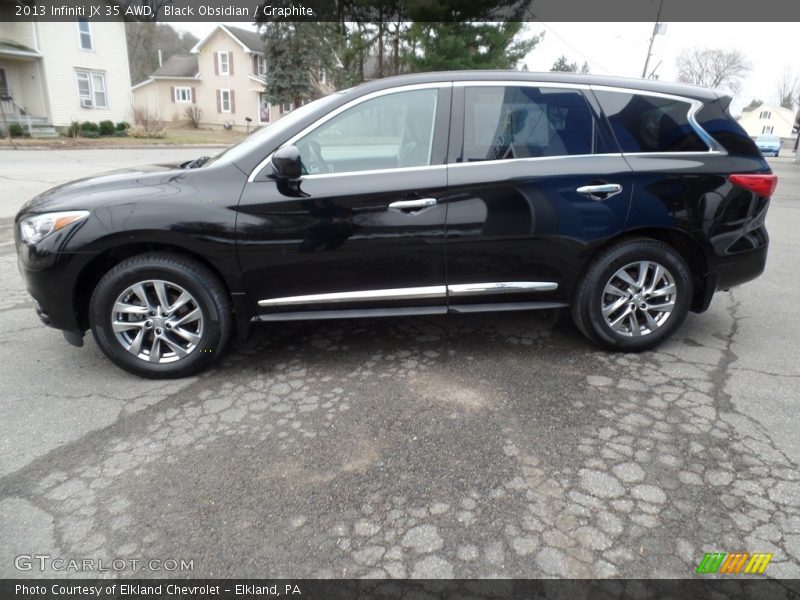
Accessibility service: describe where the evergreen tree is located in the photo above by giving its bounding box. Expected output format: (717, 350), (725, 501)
(404, 22), (540, 72)
(551, 55), (578, 72)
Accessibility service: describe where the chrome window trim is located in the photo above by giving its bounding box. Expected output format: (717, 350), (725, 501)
(448, 153), (624, 168)
(258, 281), (558, 308)
(249, 79), (727, 183)
(301, 164), (446, 181)
(588, 84), (726, 155)
(247, 82), (452, 183)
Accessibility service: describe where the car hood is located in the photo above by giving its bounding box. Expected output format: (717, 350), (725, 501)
(17, 163), (191, 215)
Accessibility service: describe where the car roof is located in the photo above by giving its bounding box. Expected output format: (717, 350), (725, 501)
(347, 70), (723, 102)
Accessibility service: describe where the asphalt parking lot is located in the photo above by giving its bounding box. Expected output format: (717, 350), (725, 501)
(0, 149), (799, 579)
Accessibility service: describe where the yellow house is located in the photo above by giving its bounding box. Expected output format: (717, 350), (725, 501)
(0, 20), (132, 136)
(131, 24), (330, 131)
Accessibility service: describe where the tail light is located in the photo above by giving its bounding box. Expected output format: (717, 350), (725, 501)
(728, 173), (778, 197)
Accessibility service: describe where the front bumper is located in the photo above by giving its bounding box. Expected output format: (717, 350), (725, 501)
(16, 239), (96, 335)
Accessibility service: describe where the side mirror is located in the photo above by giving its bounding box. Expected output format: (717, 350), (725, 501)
(270, 145), (302, 180)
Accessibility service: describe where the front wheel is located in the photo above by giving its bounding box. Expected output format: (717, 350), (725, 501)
(572, 239), (692, 352)
(89, 253), (232, 378)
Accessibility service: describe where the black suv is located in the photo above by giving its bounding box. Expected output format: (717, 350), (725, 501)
(15, 72), (775, 378)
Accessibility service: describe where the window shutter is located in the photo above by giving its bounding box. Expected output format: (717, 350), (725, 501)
(170, 86), (175, 103)
(230, 90), (235, 113)
(216, 90), (221, 113)
(214, 52), (219, 75)
(191, 87), (196, 104)
(228, 52), (234, 75)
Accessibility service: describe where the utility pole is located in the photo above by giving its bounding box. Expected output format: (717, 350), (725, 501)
(641, 0), (665, 79)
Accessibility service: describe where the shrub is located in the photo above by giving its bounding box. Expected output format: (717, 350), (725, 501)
(81, 130), (100, 138)
(128, 126), (166, 139)
(115, 121), (131, 131)
(67, 121), (81, 138)
(132, 104), (163, 136)
(113, 130), (128, 137)
(98, 120), (115, 136)
(80, 121), (98, 133)
(9, 123), (25, 137)
(183, 106), (203, 129)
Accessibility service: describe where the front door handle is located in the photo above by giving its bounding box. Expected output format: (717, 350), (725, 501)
(389, 198), (437, 212)
(576, 183), (623, 201)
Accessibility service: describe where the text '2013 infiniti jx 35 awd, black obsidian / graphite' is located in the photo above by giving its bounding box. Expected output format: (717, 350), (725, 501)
(15, 71), (776, 378)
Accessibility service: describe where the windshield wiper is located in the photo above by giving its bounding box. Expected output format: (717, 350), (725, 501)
(182, 156), (211, 169)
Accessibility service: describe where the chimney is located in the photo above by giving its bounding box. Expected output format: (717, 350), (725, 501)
(158, 49), (163, 67)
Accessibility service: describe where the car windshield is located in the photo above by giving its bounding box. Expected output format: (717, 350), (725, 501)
(202, 92), (345, 167)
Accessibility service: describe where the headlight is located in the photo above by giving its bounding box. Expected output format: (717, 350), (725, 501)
(19, 211), (90, 244)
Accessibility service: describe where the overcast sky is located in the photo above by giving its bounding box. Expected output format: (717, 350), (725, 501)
(178, 21), (796, 115)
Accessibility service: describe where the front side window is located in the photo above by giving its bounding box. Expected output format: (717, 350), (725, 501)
(76, 70), (107, 108)
(256, 56), (266, 77)
(295, 88), (438, 175)
(594, 91), (708, 153)
(77, 19), (92, 50)
(461, 86), (600, 161)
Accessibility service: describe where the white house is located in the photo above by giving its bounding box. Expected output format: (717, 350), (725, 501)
(738, 102), (795, 139)
(0, 19), (132, 136)
(131, 24), (332, 131)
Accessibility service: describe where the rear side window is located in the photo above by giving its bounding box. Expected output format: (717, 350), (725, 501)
(594, 91), (708, 153)
(461, 86), (608, 161)
(695, 98), (761, 157)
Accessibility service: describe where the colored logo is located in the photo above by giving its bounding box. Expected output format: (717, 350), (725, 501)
(696, 552), (773, 574)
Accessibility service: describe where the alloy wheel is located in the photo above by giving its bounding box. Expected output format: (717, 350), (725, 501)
(601, 261), (677, 338)
(111, 280), (204, 363)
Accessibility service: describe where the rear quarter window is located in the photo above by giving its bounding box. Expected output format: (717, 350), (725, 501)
(696, 99), (762, 157)
(593, 90), (708, 153)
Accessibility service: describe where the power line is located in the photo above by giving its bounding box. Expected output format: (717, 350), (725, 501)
(533, 21), (614, 74)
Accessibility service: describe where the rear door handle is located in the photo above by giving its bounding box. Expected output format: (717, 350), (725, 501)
(389, 198), (437, 212)
(576, 183), (623, 200)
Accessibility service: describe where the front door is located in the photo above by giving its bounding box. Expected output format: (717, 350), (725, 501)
(237, 84), (452, 319)
(443, 83), (634, 309)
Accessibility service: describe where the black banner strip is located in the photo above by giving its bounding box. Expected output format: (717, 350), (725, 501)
(2, 579), (800, 600)
(4, 0), (800, 22)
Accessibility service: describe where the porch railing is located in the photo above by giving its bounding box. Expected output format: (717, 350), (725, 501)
(0, 89), (33, 134)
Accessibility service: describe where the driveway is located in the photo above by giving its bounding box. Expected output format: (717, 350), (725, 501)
(0, 150), (798, 578)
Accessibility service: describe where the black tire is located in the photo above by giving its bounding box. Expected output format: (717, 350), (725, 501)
(571, 239), (692, 352)
(89, 253), (231, 378)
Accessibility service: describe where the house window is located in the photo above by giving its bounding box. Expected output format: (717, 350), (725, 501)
(256, 56), (266, 78)
(220, 89), (232, 113)
(762, 125), (774, 134)
(218, 52), (230, 75)
(759, 110), (772, 119)
(259, 93), (270, 123)
(175, 87), (192, 103)
(76, 70), (107, 109)
(77, 18), (93, 51)
(281, 102), (292, 113)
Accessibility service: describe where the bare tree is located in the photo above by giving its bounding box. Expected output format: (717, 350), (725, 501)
(676, 47), (750, 92)
(776, 66), (800, 110)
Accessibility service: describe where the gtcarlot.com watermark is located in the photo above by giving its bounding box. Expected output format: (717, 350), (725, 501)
(15, 554), (194, 572)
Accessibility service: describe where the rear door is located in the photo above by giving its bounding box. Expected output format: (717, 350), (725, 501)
(443, 82), (634, 310)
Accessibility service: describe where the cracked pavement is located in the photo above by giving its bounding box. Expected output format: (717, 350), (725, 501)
(0, 150), (799, 579)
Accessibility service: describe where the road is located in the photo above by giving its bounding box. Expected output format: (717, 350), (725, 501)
(0, 149), (798, 578)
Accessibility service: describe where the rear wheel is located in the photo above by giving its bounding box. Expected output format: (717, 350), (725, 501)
(572, 239), (692, 352)
(89, 253), (231, 378)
